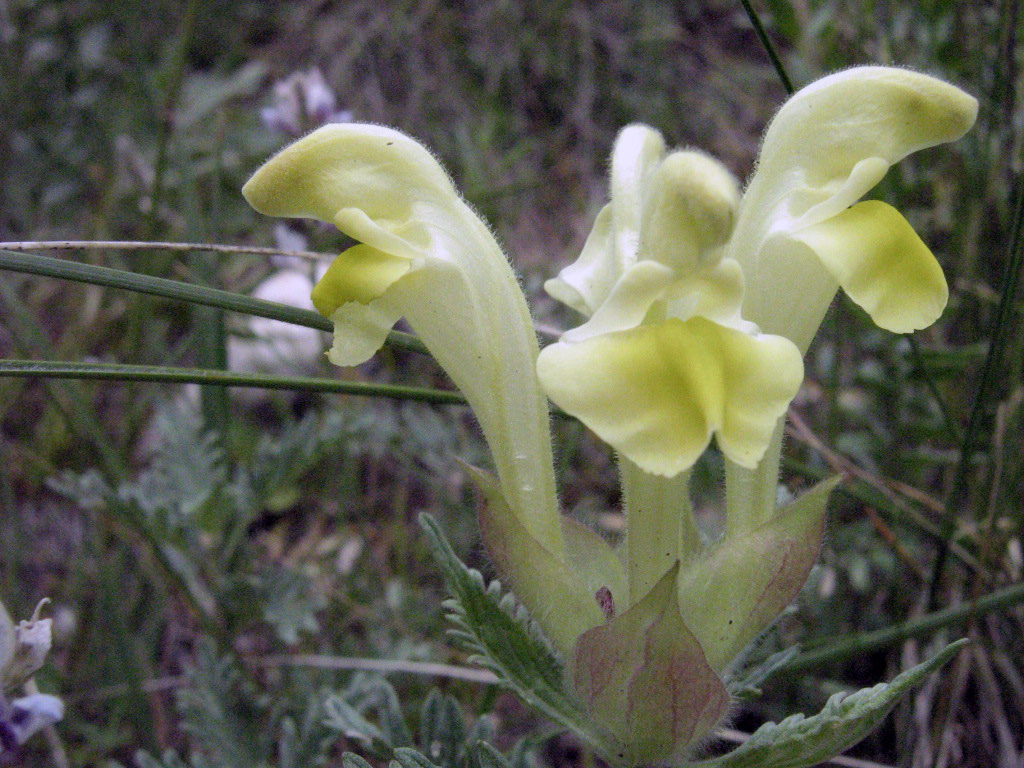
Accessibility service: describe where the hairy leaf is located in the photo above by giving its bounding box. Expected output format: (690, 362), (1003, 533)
(694, 639), (967, 768)
(420, 515), (616, 758)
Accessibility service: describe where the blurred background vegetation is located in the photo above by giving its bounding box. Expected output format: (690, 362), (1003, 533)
(1, 0), (1022, 766)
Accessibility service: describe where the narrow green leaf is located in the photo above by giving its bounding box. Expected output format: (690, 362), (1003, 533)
(419, 514), (617, 760)
(369, 678), (414, 749)
(729, 646), (800, 702)
(323, 694), (387, 743)
(0, 249), (426, 354)
(694, 639), (967, 768)
(930, 136), (1024, 599)
(739, 0), (795, 94)
(0, 359), (467, 405)
(0, 280), (126, 479)
(784, 582), (1024, 672)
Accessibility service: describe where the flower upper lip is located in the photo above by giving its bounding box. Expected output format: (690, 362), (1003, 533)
(538, 124), (803, 476)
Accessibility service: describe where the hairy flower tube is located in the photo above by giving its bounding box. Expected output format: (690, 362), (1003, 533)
(242, 124), (562, 554)
(729, 66), (978, 352)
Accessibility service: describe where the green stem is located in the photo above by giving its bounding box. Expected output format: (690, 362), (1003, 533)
(0, 283), (126, 481)
(0, 240), (329, 260)
(739, 0), (796, 95)
(783, 579), (1024, 674)
(908, 335), (962, 444)
(619, 458), (700, 606)
(145, 0), (201, 238)
(725, 420), (785, 536)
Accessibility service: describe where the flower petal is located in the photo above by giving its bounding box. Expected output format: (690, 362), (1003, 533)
(311, 244), (411, 316)
(324, 298), (403, 367)
(745, 67), (977, 230)
(242, 124), (456, 224)
(608, 124), (667, 269)
(546, 125), (667, 316)
(544, 204), (618, 317)
(4, 694), (64, 746)
(789, 200), (948, 333)
(666, 256), (745, 325)
(537, 317), (803, 476)
(639, 150), (739, 276)
(730, 67), (977, 343)
(245, 124), (563, 554)
(561, 260), (676, 343)
(572, 564), (729, 765)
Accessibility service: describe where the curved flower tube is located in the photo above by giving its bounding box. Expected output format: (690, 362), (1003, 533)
(722, 66), (978, 533)
(243, 124), (562, 554)
(729, 66), (978, 352)
(539, 125), (804, 477)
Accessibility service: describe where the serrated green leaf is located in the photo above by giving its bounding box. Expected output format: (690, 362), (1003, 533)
(323, 694), (387, 742)
(175, 641), (270, 768)
(372, 678), (415, 749)
(419, 689), (467, 767)
(694, 639), (968, 768)
(258, 566), (326, 645)
(419, 515), (616, 759)
(342, 753), (376, 768)
(392, 746), (444, 768)
(277, 691), (339, 768)
(507, 733), (548, 768)
(470, 741), (512, 768)
(340, 674), (413, 748)
(466, 714), (498, 748)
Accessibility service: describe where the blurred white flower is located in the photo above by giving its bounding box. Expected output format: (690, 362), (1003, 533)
(0, 693), (64, 751)
(260, 67), (352, 138)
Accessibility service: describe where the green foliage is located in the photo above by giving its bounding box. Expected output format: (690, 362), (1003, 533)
(419, 515), (617, 759)
(426, 515), (969, 768)
(323, 673), (523, 768)
(3, 2), (1024, 765)
(130, 645), (527, 768)
(131, 751), (214, 768)
(175, 640), (271, 768)
(694, 640), (968, 768)
(50, 404), (351, 639)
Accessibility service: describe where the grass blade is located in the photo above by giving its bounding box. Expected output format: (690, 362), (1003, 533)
(739, 0), (795, 94)
(0, 284), (126, 480)
(929, 147), (1024, 601)
(783, 581), (1024, 674)
(0, 249), (427, 355)
(0, 359), (469, 406)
